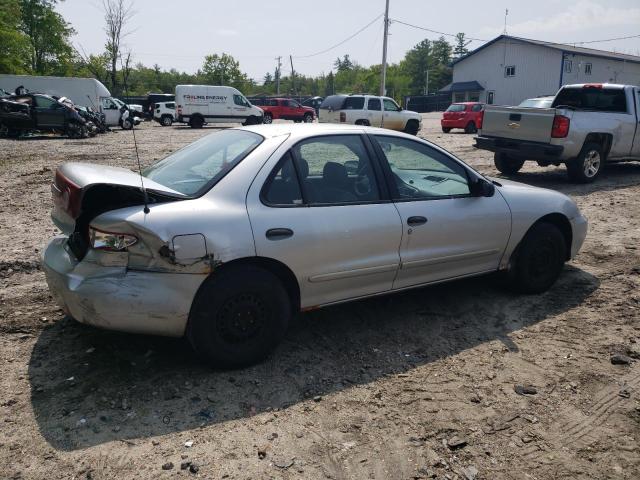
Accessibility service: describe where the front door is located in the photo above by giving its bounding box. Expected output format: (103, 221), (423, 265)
(381, 97), (404, 130)
(33, 95), (66, 127)
(100, 97), (120, 126)
(371, 134), (511, 289)
(366, 97), (383, 127)
(247, 134), (403, 308)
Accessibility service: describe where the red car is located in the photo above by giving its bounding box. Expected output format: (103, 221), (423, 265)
(261, 98), (316, 124)
(441, 102), (484, 134)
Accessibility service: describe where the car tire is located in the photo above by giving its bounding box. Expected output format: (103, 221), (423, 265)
(355, 119), (370, 126)
(494, 153), (525, 174)
(303, 113), (313, 123)
(507, 222), (567, 294)
(404, 119), (420, 135)
(263, 113), (273, 124)
(189, 115), (204, 129)
(161, 115), (172, 126)
(464, 121), (477, 134)
(187, 265), (291, 368)
(441, 127), (452, 133)
(566, 142), (603, 183)
(121, 118), (133, 130)
(67, 122), (88, 139)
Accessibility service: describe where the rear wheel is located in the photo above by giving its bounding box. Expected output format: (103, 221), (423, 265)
(263, 113), (273, 124)
(566, 142), (603, 183)
(189, 115), (204, 129)
(464, 121), (477, 134)
(355, 119), (370, 126)
(494, 153), (525, 175)
(507, 222), (566, 294)
(161, 115), (173, 126)
(303, 113), (313, 123)
(404, 119), (420, 135)
(187, 266), (291, 368)
(441, 127), (452, 133)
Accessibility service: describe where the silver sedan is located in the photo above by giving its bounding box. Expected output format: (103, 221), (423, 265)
(43, 124), (588, 367)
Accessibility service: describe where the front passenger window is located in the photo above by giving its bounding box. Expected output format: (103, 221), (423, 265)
(374, 136), (470, 199)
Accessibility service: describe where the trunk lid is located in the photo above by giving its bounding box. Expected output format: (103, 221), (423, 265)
(52, 162), (185, 235)
(481, 106), (555, 143)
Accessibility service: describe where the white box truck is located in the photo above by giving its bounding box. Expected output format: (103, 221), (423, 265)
(175, 85), (263, 128)
(0, 74), (129, 127)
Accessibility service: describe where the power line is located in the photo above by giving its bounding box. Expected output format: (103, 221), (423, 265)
(391, 19), (488, 42)
(293, 13), (383, 59)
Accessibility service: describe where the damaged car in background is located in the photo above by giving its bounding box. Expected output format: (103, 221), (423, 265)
(0, 92), (90, 139)
(43, 124), (588, 368)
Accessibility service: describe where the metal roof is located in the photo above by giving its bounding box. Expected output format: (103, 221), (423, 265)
(451, 35), (640, 66)
(438, 81), (485, 93)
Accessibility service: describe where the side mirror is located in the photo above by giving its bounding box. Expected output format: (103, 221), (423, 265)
(469, 177), (495, 197)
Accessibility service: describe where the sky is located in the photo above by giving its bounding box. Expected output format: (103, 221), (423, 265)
(56, 0), (640, 82)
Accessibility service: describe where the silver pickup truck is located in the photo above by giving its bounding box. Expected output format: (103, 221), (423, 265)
(475, 84), (640, 182)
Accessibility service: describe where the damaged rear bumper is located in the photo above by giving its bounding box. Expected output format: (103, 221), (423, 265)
(42, 236), (206, 337)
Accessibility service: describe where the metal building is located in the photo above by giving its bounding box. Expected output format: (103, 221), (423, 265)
(441, 35), (640, 106)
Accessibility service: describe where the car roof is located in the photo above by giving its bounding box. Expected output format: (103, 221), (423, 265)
(238, 123), (417, 140)
(452, 101), (483, 105)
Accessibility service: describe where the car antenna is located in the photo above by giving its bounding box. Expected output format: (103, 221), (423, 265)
(119, 55), (150, 214)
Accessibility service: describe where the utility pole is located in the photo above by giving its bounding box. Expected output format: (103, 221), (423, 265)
(275, 56), (282, 95)
(425, 69), (429, 95)
(380, 0), (390, 96)
(290, 55), (297, 97)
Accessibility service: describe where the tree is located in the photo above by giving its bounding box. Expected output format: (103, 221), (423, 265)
(324, 71), (335, 96)
(19, 0), (75, 74)
(0, 0), (29, 73)
(453, 32), (471, 58)
(201, 53), (247, 89)
(263, 72), (273, 86)
(102, 0), (134, 93)
(334, 54), (354, 72)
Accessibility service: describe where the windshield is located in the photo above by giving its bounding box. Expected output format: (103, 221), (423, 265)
(446, 104), (466, 112)
(144, 130), (263, 196)
(112, 98), (125, 108)
(519, 98), (553, 108)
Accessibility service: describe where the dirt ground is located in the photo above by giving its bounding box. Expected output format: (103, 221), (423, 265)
(1, 114), (639, 480)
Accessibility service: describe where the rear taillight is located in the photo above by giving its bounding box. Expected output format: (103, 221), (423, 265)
(339, 112), (346, 123)
(477, 110), (484, 129)
(89, 227), (137, 252)
(53, 169), (82, 218)
(551, 115), (570, 138)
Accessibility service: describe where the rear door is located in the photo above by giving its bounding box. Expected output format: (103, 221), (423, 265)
(246, 133), (403, 308)
(33, 95), (66, 127)
(366, 97), (383, 127)
(371, 134), (511, 289)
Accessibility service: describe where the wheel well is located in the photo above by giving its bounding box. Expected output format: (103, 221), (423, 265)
(534, 213), (573, 260)
(212, 256), (300, 313)
(584, 133), (612, 158)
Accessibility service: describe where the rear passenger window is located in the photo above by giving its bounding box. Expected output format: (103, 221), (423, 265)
(471, 104), (483, 112)
(262, 153), (303, 206)
(343, 97), (365, 110)
(367, 98), (381, 111)
(293, 135), (380, 205)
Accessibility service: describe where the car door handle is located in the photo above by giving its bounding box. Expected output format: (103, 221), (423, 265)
(407, 216), (427, 226)
(265, 228), (294, 240)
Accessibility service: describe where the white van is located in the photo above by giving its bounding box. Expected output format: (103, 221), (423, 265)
(0, 74), (127, 127)
(175, 85), (263, 128)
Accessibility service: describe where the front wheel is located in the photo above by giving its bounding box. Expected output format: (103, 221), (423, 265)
(507, 222), (566, 294)
(303, 113), (313, 123)
(404, 120), (420, 135)
(161, 115), (173, 126)
(566, 142), (603, 183)
(263, 113), (273, 124)
(187, 266), (291, 368)
(67, 122), (88, 138)
(494, 153), (525, 174)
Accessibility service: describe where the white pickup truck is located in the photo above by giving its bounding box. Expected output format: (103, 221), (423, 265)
(475, 84), (640, 182)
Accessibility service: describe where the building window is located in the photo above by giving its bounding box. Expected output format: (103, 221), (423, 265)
(584, 63), (592, 75)
(564, 60), (572, 73)
(505, 65), (516, 77)
(468, 91), (480, 102)
(453, 92), (465, 102)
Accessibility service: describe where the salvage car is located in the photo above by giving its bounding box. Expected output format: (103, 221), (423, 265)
(43, 124), (588, 368)
(441, 102), (484, 133)
(0, 93), (89, 138)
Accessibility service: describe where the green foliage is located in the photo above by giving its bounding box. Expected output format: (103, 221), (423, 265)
(19, 0), (76, 74)
(200, 53), (248, 90)
(454, 32), (471, 58)
(0, 0), (30, 73)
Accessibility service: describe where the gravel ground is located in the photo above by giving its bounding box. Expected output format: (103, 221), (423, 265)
(1, 114), (639, 479)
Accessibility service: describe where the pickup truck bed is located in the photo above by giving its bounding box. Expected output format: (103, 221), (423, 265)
(475, 84), (640, 183)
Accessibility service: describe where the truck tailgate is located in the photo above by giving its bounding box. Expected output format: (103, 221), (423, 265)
(482, 106), (555, 143)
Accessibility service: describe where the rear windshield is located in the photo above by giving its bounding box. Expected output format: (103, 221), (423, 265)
(144, 130), (263, 196)
(446, 104), (466, 112)
(552, 87), (627, 112)
(519, 98), (553, 108)
(320, 95), (347, 110)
